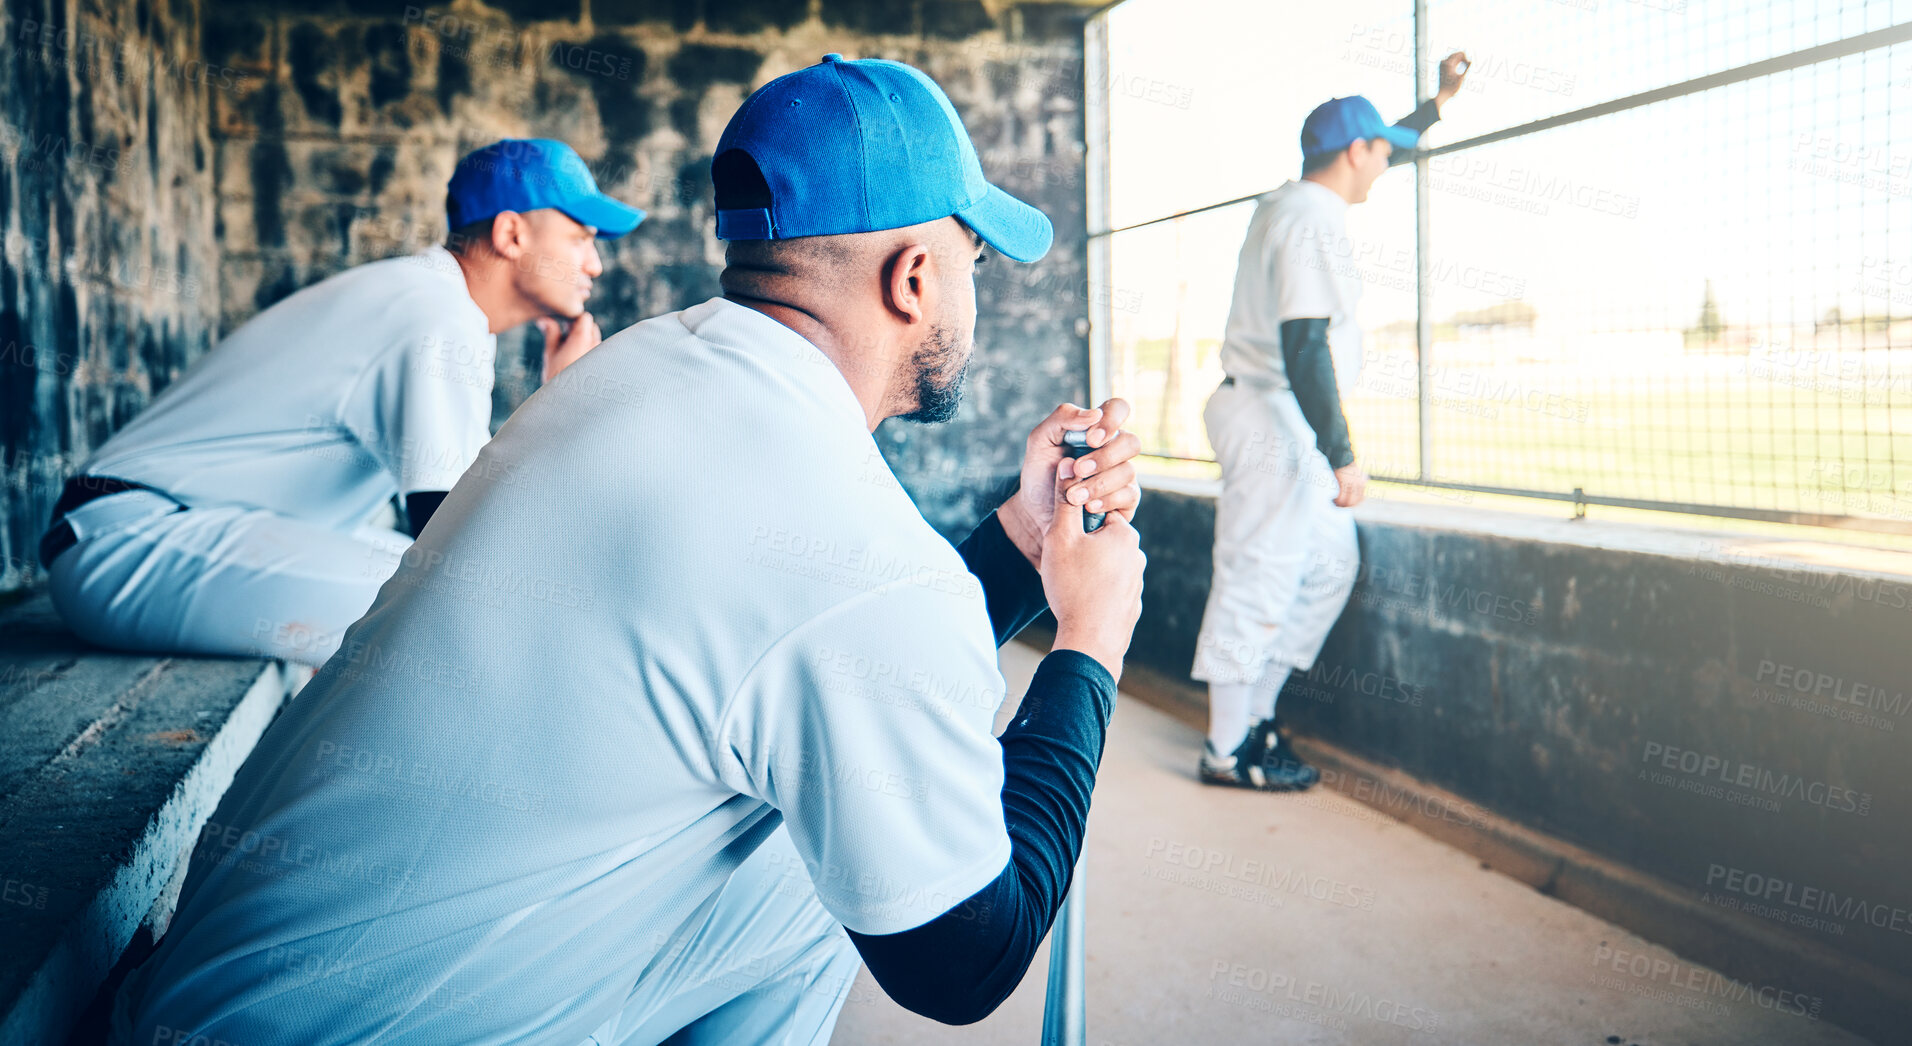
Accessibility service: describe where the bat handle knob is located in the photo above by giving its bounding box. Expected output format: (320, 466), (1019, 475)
(1060, 430), (1106, 534)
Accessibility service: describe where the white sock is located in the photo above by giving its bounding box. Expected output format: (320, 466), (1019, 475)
(1206, 682), (1257, 754)
(1247, 666), (1292, 722)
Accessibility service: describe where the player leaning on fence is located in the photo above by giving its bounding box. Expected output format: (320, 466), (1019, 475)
(108, 55), (1147, 1045)
(1193, 53), (1471, 792)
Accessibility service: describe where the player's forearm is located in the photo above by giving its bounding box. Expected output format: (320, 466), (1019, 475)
(955, 510), (1050, 647)
(1388, 99), (1442, 167)
(846, 649), (1115, 1024)
(1396, 97), (1442, 134)
(1280, 318), (1356, 469)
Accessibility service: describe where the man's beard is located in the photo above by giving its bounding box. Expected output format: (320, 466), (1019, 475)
(896, 322), (971, 424)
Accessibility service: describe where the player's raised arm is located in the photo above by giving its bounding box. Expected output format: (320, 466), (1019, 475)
(1388, 51), (1468, 162)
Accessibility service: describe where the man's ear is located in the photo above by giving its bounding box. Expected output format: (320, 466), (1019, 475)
(490, 211), (527, 260)
(883, 243), (934, 326)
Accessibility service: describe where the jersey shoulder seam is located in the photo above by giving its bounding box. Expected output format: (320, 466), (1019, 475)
(334, 285), (490, 443)
(706, 569), (974, 793)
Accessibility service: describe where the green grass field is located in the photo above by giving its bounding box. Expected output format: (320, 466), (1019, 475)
(1122, 365), (1912, 548)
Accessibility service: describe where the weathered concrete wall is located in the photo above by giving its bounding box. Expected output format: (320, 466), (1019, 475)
(205, 0), (1095, 538)
(0, 0), (1097, 595)
(0, 0), (224, 593)
(1128, 484), (1912, 1036)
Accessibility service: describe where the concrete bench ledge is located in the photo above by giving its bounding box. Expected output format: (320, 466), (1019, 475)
(0, 595), (300, 1046)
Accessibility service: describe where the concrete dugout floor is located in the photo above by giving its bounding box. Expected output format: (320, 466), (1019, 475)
(831, 641), (1870, 1046)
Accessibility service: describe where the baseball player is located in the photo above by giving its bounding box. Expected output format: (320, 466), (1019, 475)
(38, 139), (642, 666)
(109, 55), (1148, 1045)
(1194, 54), (1470, 791)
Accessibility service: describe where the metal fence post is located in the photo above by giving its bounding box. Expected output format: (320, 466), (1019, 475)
(1414, 0), (1433, 484)
(1040, 861), (1086, 1045)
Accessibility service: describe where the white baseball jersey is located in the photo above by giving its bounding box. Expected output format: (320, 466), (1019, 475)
(82, 246), (496, 529)
(1216, 179), (1366, 392)
(114, 297), (1014, 1045)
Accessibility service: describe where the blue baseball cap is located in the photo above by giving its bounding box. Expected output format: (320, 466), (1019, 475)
(1301, 96), (1423, 165)
(710, 53), (1052, 263)
(446, 139), (644, 239)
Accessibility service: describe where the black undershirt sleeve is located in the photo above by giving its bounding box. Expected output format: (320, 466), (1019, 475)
(1388, 99), (1442, 166)
(1395, 98), (1442, 134)
(843, 508), (1110, 1025)
(1281, 318), (1356, 469)
(403, 491), (448, 539)
(845, 649), (1115, 1025)
(953, 509), (1049, 647)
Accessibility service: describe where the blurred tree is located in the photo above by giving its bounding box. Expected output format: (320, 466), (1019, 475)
(1684, 279), (1723, 347)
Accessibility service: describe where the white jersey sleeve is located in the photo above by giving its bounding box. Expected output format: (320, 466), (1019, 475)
(714, 578), (1013, 936)
(355, 307), (497, 496)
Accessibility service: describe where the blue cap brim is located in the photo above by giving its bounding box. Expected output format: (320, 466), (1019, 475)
(956, 184), (1053, 264)
(1378, 124), (1422, 151)
(556, 193), (646, 239)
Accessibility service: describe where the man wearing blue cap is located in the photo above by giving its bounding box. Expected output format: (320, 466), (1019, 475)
(1194, 54), (1470, 792)
(40, 138), (642, 665)
(109, 57), (1146, 1045)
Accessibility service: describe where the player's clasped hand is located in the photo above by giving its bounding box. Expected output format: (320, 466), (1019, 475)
(1014, 398), (1144, 534)
(1042, 458), (1146, 684)
(1333, 461), (1368, 508)
(538, 311), (603, 382)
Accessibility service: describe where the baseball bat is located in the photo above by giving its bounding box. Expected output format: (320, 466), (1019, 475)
(1041, 427), (1099, 1044)
(1040, 859), (1086, 1045)
(1060, 430), (1106, 533)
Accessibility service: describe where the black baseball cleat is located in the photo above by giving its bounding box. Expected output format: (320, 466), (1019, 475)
(1199, 719), (1321, 791)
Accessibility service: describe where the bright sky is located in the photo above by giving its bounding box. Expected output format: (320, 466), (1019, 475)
(1101, 0), (1912, 344)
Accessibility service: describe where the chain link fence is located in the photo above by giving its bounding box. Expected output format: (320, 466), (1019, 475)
(1088, 0), (1912, 534)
